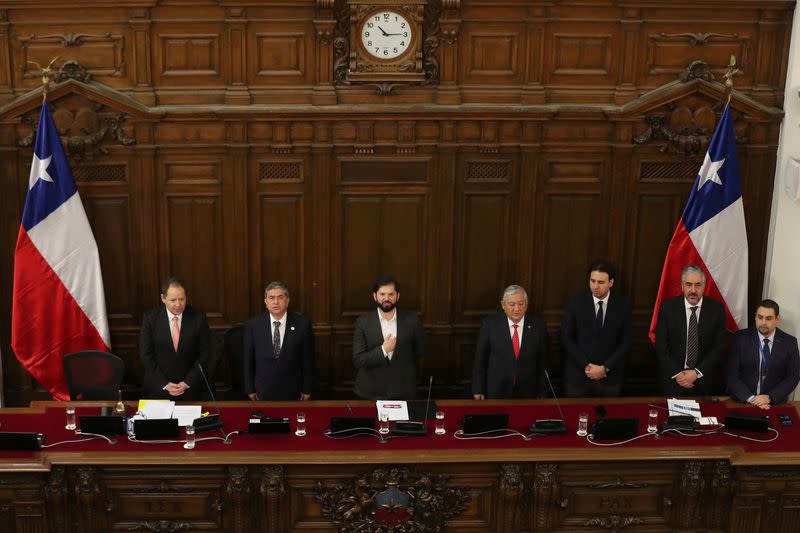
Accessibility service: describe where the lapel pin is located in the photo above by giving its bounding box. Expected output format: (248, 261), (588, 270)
(290, 326), (295, 331)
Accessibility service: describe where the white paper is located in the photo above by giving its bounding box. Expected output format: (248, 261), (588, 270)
(376, 400), (409, 421)
(667, 398), (702, 420)
(173, 405), (203, 427)
(137, 399), (175, 420)
(700, 416), (718, 426)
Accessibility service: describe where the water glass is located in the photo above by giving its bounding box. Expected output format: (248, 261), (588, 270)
(295, 412), (307, 436)
(379, 413), (390, 435)
(184, 425), (195, 449)
(647, 409), (659, 433)
(434, 411), (446, 435)
(577, 412), (588, 437)
(65, 407), (76, 430)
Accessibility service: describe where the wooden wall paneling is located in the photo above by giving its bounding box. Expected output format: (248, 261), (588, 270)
(614, 7), (642, 105)
(460, 21), (526, 102)
(158, 153), (226, 323)
(225, 7), (250, 105)
(521, 6), (546, 105)
(435, 1), (462, 104)
(128, 8), (155, 105)
(0, 9), (12, 101)
(639, 20), (754, 91)
(753, 8), (792, 106)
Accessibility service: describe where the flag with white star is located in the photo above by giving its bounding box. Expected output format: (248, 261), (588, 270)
(11, 101), (110, 400)
(649, 102), (748, 342)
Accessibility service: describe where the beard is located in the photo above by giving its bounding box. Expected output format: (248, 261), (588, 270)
(377, 300), (396, 312)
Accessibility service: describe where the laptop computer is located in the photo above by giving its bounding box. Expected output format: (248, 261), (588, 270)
(330, 416), (375, 434)
(461, 413), (509, 435)
(78, 415), (126, 436)
(590, 418), (639, 440)
(0, 431), (43, 450)
(133, 418), (180, 440)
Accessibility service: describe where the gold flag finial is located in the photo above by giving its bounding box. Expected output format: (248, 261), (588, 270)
(723, 55), (740, 92)
(27, 56), (59, 102)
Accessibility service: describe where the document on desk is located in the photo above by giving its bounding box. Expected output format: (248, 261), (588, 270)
(136, 399), (175, 420)
(172, 405), (202, 427)
(376, 400), (409, 421)
(667, 398), (701, 420)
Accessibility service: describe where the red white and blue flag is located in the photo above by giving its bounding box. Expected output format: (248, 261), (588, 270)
(649, 102), (748, 342)
(11, 101), (110, 400)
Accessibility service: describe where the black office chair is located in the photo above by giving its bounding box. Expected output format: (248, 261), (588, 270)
(62, 350), (125, 400)
(223, 324), (246, 400)
(200, 332), (224, 401)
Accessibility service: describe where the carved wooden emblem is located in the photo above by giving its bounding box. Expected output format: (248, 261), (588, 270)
(315, 466), (469, 532)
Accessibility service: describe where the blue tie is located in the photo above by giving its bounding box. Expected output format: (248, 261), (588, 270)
(761, 338), (770, 377)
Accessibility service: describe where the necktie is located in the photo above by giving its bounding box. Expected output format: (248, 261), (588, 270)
(171, 316), (180, 351)
(761, 338), (770, 377)
(686, 306), (699, 369)
(512, 324), (520, 360)
(272, 321), (281, 356)
(596, 301), (604, 329)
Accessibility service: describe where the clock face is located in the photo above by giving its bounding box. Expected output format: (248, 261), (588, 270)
(360, 9), (413, 60)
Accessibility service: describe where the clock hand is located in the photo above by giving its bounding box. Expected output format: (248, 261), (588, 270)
(377, 25), (389, 36)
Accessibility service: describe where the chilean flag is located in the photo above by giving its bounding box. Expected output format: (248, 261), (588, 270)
(648, 102), (748, 342)
(11, 101), (111, 400)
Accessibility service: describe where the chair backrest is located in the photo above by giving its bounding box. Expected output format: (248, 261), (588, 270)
(62, 350), (125, 401)
(200, 332), (224, 401)
(223, 324), (246, 399)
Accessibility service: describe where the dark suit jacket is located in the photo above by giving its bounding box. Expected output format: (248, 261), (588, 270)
(139, 305), (211, 401)
(654, 296), (728, 395)
(725, 327), (800, 404)
(561, 290), (632, 396)
(472, 312), (548, 399)
(243, 312), (314, 401)
(352, 308), (427, 400)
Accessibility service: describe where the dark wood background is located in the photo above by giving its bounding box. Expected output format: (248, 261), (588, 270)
(0, 0), (793, 406)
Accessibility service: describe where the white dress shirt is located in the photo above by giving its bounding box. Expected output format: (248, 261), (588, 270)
(378, 309), (398, 359)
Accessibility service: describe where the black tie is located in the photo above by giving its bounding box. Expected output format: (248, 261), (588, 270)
(272, 321), (281, 356)
(761, 338), (770, 377)
(595, 301), (604, 329)
(686, 306), (699, 369)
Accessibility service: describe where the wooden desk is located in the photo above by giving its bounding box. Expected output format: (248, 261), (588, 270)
(0, 399), (798, 533)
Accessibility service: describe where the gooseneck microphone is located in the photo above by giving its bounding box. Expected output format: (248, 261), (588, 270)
(391, 375), (433, 436)
(529, 370), (567, 434)
(193, 362), (223, 432)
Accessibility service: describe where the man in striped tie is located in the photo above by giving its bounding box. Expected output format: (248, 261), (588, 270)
(654, 266), (728, 396)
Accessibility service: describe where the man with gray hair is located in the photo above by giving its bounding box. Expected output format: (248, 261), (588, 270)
(472, 285), (549, 399)
(244, 281), (314, 401)
(654, 265), (727, 396)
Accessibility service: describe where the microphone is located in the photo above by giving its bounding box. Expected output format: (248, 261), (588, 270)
(392, 376), (433, 436)
(193, 362), (223, 432)
(529, 370), (566, 434)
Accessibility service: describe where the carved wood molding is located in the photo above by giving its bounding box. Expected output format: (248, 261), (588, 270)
(259, 465), (285, 533)
(226, 466), (250, 533)
(585, 477), (648, 489)
(655, 32), (739, 46)
(582, 514), (645, 530)
(314, 465), (470, 532)
(19, 31), (115, 48)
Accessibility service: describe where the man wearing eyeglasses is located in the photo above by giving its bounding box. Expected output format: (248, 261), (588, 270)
(472, 285), (549, 399)
(243, 281), (315, 401)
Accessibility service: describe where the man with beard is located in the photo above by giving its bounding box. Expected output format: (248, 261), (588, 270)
(654, 265), (728, 396)
(561, 261), (632, 397)
(725, 299), (799, 408)
(472, 285), (548, 399)
(243, 281), (314, 401)
(352, 276), (427, 400)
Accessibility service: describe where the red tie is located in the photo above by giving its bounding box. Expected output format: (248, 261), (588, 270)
(512, 324), (520, 360)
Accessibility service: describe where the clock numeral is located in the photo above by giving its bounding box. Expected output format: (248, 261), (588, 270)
(367, 40), (372, 46)
(383, 49), (389, 55)
(400, 41), (405, 46)
(383, 13), (390, 20)
(367, 22), (373, 28)
(364, 31), (369, 37)
(393, 47), (398, 54)
(403, 32), (408, 37)
(401, 22), (406, 29)
(375, 47), (380, 54)
(373, 15), (380, 21)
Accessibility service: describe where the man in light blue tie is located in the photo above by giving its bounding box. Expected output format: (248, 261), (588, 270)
(725, 299), (800, 409)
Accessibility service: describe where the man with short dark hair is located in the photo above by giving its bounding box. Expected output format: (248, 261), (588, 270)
(561, 261), (632, 397)
(352, 276), (427, 400)
(140, 277), (211, 400)
(472, 285), (548, 399)
(244, 282), (314, 401)
(725, 299), (799, 409)
(654, 265), (728, 395)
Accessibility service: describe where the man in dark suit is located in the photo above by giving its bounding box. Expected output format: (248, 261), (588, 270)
(472, 285), (548, 399)
(725, 299), (799, 408)
(244, 281), (314, 401)
(561, 261), (632, 397)
(140, 277), (211, 401)
(654, 265), (728, 396)
(353, 276), (427, 400)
